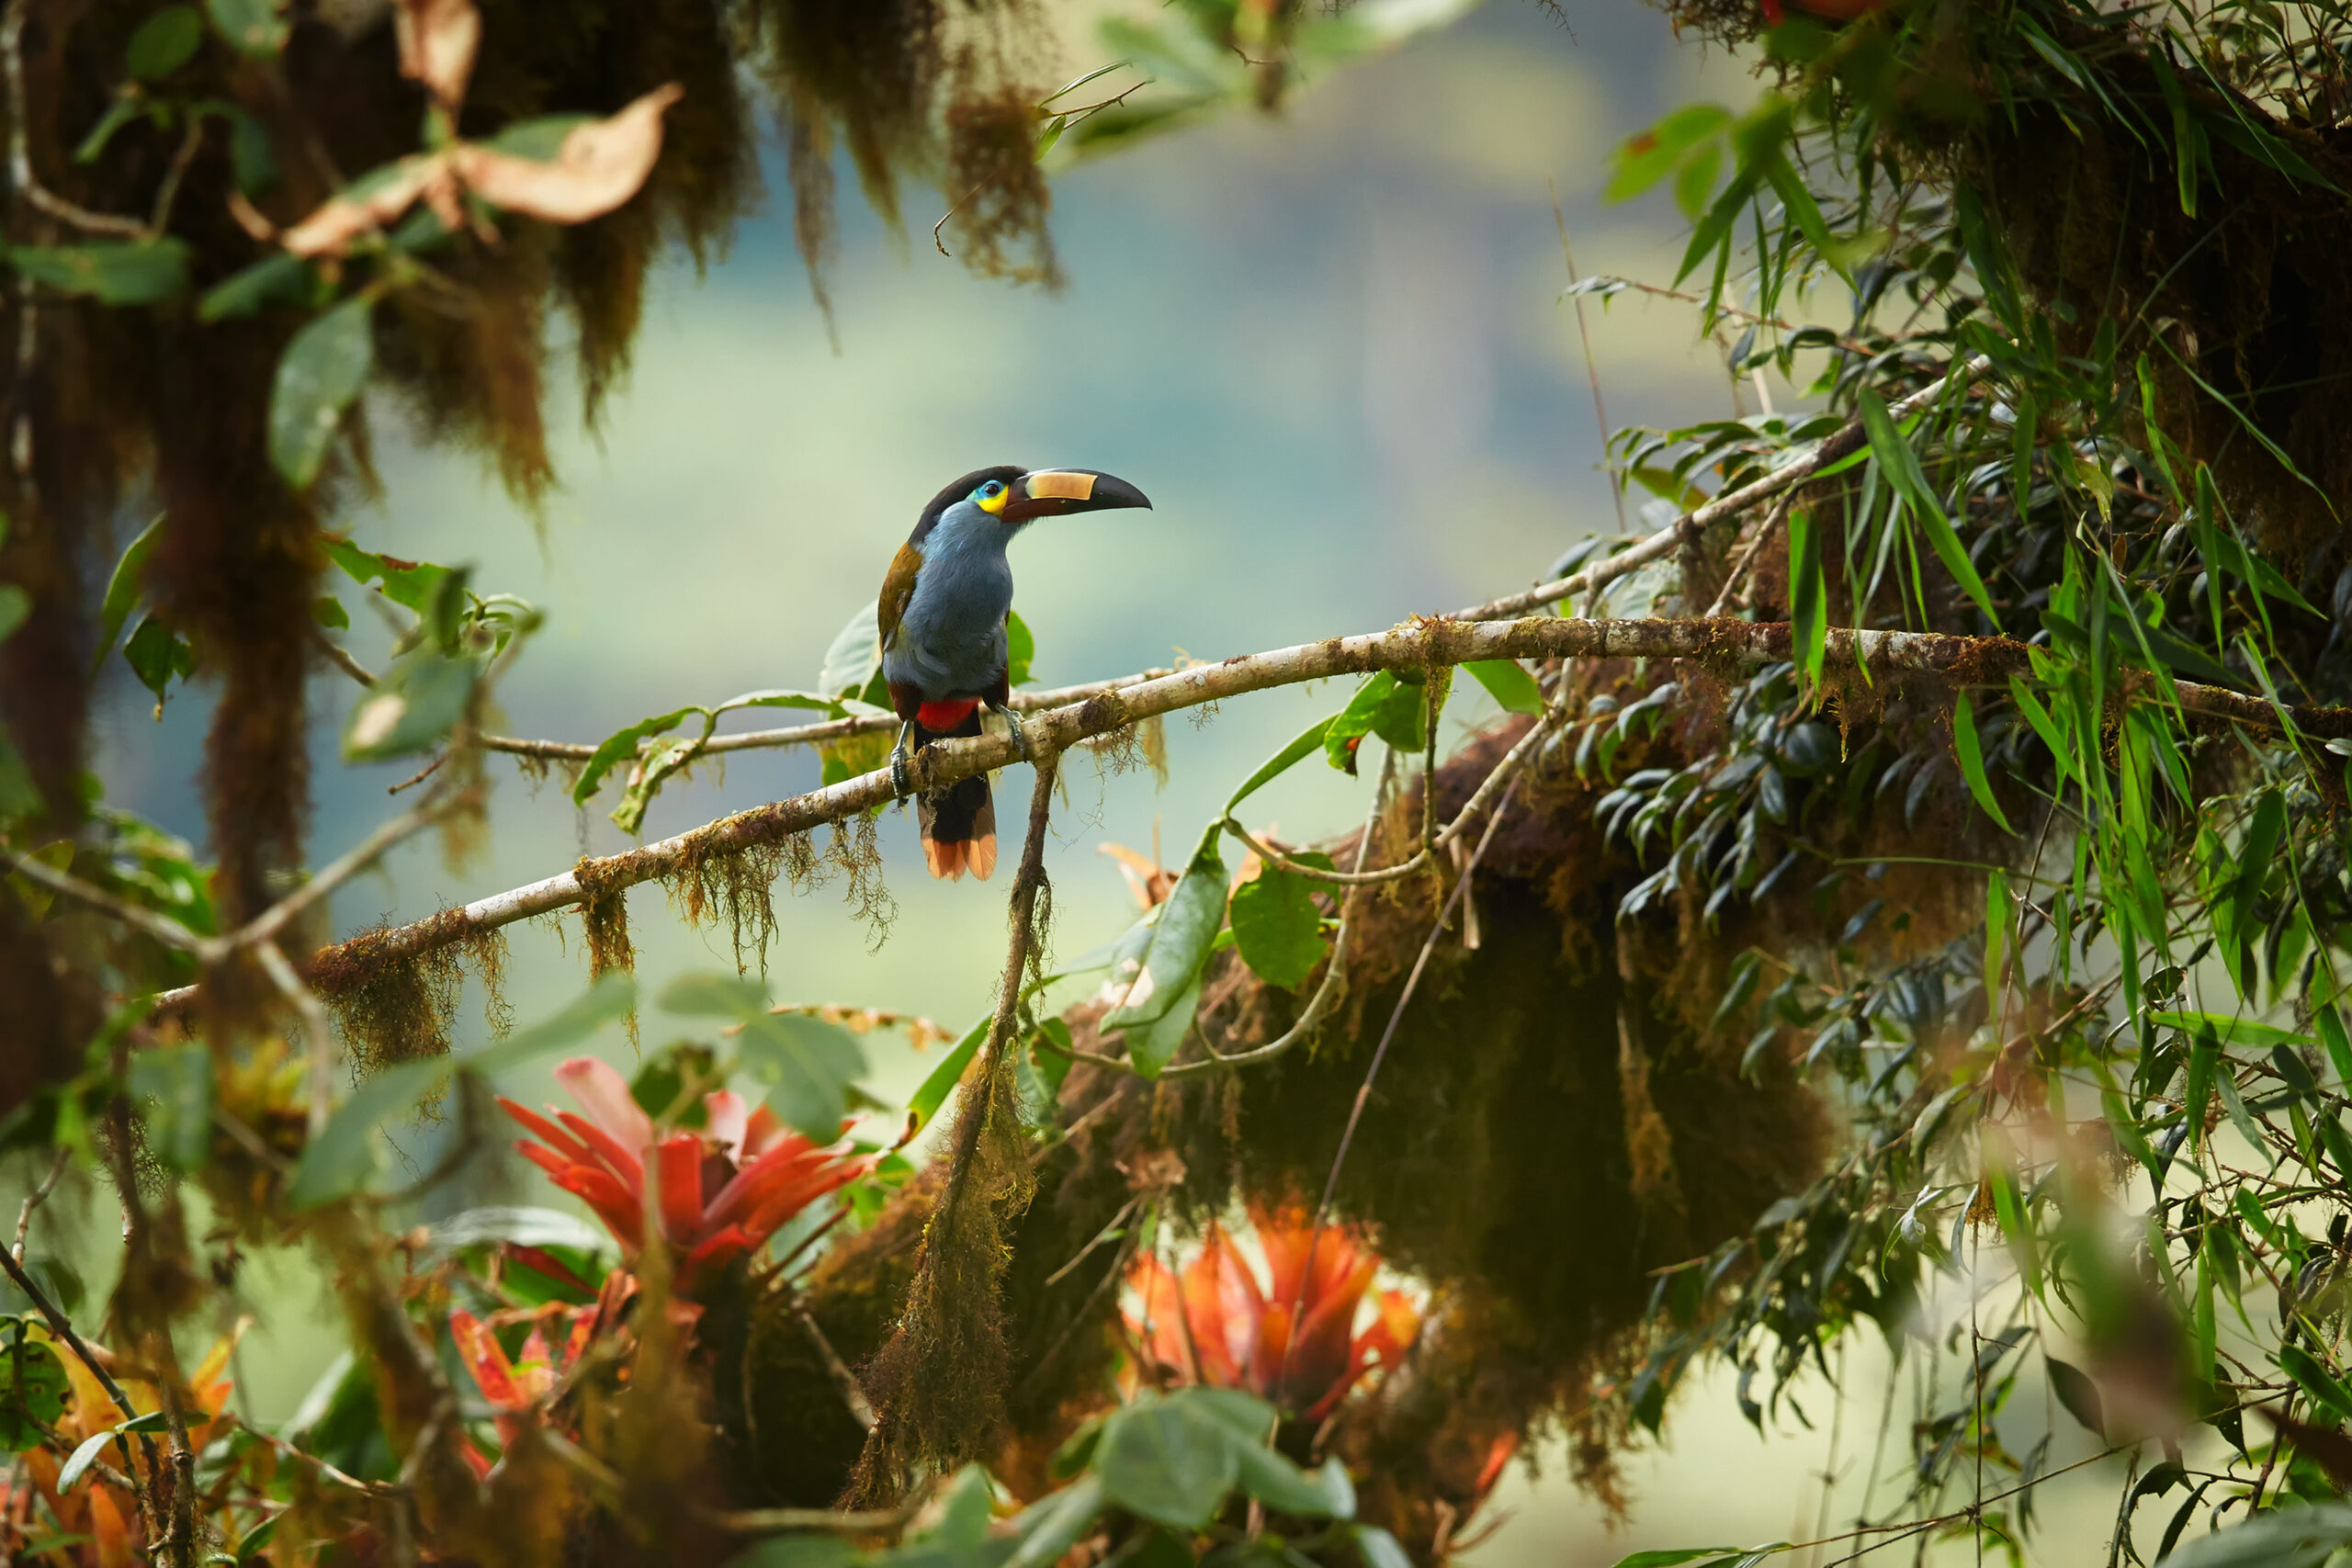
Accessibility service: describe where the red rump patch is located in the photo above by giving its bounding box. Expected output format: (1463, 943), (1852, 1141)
(916, 697), (980, 731)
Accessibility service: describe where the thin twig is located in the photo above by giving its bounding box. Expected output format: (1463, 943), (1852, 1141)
(796, 1310), (877, 1433)
(2, 0), (145, 239)
(4, 847), (219, 956)
(252, 940), (339, 1139)
(146, 114), (204, 235)
(0, 1246), (146, 1432)
(233, 789), (469, 949)
(11, 1147), (68, 1264)
(1551, 181), (1626, 534)
(313, 628), (379, 687)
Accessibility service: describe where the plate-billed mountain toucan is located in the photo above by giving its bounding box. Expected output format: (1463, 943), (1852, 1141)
(877, 465), (1153, 880)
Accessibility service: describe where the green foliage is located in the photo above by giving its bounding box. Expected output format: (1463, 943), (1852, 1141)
(269, 295), (375, 491)
(658, 973), (868, 1139)
(1227, 855), (1331, 991)
(6, 241), (189, 304)
(0, 1322), (67, 1451)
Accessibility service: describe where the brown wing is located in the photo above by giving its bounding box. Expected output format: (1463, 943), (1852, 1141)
(876, 542), (922, 653)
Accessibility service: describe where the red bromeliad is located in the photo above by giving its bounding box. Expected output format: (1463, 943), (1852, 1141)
(499, 1058), (871, 1295)
(448, 1304), (598, 1478)
(1126, 1204), (1419, 1421)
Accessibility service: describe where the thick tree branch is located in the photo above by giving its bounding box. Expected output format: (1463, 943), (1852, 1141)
(144, 612), (2345, 1014)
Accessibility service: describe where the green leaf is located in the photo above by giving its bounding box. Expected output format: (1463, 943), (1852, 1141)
(908, 1017), (989, 1132)
(1094, 1397), (1241, 1530)
(1232, 1440), (1335, 1517)
(1102, 831), (1227, 1034)
(1607, 1553), (1744, 1568)
(737, 1012), (867, 1140)
(56, 1429), (119, 1492)
(2158, 1504), (2352, 1568)
(475, 113), (595, 163)
(2318, 1004), (2352, 1087)
(122, 615), (194, 711)
(1226, 716), (1335, 814)
(288, 1057), (449, 1208)
(1788, 507), (1825, 689)
(7, 241), (189, 305)
(198, 252), (315, 322)
(322, 537), (451, 616)
(128, 1042), (213, 1172)
(204, 0), (285, 57)
(268, 295), (375, 490)
(0, 585), (27, 643)
(573, 707), (700, 807)
(819, 602), (883, 701)
(74, 97), (143, 166)
(2183, 1024), (2218, 1157)
(1368, 672), (1436, 751)
(1124, 979), (1201, 1081)
(1857, 389), (2000, 629)
(1314, 1457), (1356, 1520)
(2045, 1356), (2106, 1438)
(0, 1327), (68, 1451)
(2280, 1345), (2352, 1424)
(1008, 1474), (1104, 1568)
(341, 649), (477, 762)
(1006, 609), (1035, 687)
(126, 6), (204, 79)
(1356, 1527), (1419, 1568)
(1951, 694), (2015, 834)
(657, 972), (770, 1020)
(1324, 672), (1397, 773)
(233, 1516), (278, 1564)
(1228, 855), (1330, 991)
(313, 595), (348, 631)
(2151, 1012), (2311, 1049)
(1464, 658), (1544, 716)
(1605, 103), (1731, 202)
(469, 974), (638, 1076)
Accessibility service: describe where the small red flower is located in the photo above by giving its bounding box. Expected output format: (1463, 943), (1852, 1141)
(1127, 1204), (1419, 1421)
(500, 1058), (870, 1296)
(449, 1304), (596, 1476)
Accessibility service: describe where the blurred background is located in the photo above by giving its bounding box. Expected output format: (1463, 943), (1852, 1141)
(38, 0), (2144, 1560)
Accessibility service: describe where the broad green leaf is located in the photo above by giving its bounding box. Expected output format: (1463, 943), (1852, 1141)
(1094, 1397), (1241, 1529)
(268, 295), (375, 490)
(737, 1012), (867, 1140)
(573, 707), (700, 807)
(2318, 1003), (2352, 1087)
(1125, 978), (1201, 1080)
(469, 974), (638, 1076)
(711, 689), (847, 718)
(288, 1057), (448, 1208)
(1170, 1387), (1276, 1438)
(1355, 1529), (1418, 1568)
(1607, 1553), (1744, 1568)
(1102, 830), (1227, 1034)
(322, 537), (451, 615)
(1314, 1457), (1356, 1520)
(128, 1042), (212, 1172)
(1232, 1441), (1335, 1517)
(1605, 103), (1732, 202)
(56, 1429), (118, 1492)
(1226, 716), (1336, 813)
(1369, 670), (1439, 751)
(2045, 1355), (2105, 1438)
(1006, 609), (1035, 686)
(1228, 854), (1330, 991)
(0, 585), (25, 644)
(233, 1516), (279, 1564)
(93, 516), (163, 672)
(121, 616), (194, 711)
(7, 240), (189, 305)
(1007, 1474), (1104, 1568)
(1324, 672), (1397, 773)
(2278, 1345), (2352, 1423)
(819, 602), (883, 701)
(204, 0), (286, 56)
(908, 1017), (989, 1131)
(657, 972), (769, 1019)
(126, 6), (203, 78)
(1464, 658), (1544, 716)
(474, 113), (595, 163)
(198, 253), (316, 321)
(341, 648), (477, 762)
(0, 1326), (67, 1450)
(1951, 693), (2015, 834)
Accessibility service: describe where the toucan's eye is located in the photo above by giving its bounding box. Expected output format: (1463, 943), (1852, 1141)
(978, 480), (1005, 499)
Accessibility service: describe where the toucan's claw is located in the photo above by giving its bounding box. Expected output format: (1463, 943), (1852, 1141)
(890, 722), (914, 798)
(997, 704), (1033, 762)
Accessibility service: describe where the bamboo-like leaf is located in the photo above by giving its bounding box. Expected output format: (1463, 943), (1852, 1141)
(1951, 694), (2015, 834)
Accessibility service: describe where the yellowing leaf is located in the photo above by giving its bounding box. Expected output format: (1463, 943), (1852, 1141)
(395, 0), (480, 113)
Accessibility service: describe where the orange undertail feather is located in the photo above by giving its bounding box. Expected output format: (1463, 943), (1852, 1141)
(910, 703), (997, 880)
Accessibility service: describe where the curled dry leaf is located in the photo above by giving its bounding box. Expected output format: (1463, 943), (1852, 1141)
(279, 152), (456, 258)
(395, 0), (481, 113)
(451, 84), (683, 225)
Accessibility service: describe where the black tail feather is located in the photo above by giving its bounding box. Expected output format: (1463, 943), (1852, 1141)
(915, 707), (996, 881)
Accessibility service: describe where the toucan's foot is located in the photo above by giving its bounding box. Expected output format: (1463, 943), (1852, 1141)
(994, 703), (1033, 761)
(890, 722), (914, 798)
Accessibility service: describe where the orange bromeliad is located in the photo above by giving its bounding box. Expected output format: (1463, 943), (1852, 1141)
(499, 1058), (871, 1297)
(1126, 1205), (1419, 1422)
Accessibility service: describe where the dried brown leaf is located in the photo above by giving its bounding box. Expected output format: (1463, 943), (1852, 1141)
(452, 84), (684, 225)
(280, 152), (456, 258)
(395, 0), (480, 113)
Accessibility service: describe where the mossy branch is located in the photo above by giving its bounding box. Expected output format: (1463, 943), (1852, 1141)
(142, 611), (2352, 1013)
